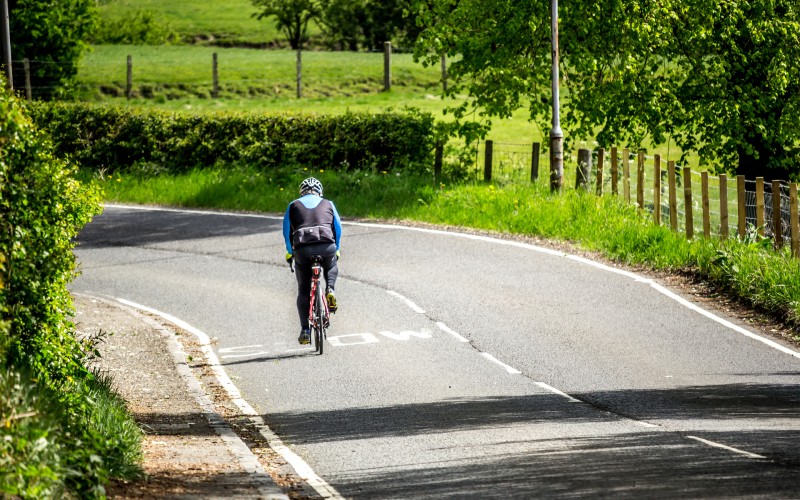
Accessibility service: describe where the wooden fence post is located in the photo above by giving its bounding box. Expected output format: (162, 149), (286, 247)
(755, 177), (765, 236)
(296, 49), (302, 98)
(22, 57), (31, 100)
(576, 148), (591, 191)
(212, 52), (219, 98)
(701, 171), (711, 238)
(637, 150), (645, 209)
(737, 175), (746, 238)
(434, 141), (443, 186)
(790, 183), (799, 258)
(772, 180), (783, 249)
(684, 166), (694, 239)
(126, 54), (132, 99)
(383, 41), (392, 91)
(596, 148), (605, 195)
(611, 147), (618, 195)
(441, 54), (447, 92)
(484, 140), (493, 183)
(719, 174), (729, 240)
(531, 142), (540, 183)
(653, 155), (661, 225)
(623, 148), (630, 203)
(668, 161), (677, 231)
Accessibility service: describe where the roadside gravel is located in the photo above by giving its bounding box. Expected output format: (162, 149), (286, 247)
(73, 294), (314, 499)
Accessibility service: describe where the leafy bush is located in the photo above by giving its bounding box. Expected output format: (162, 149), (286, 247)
(28, 102), (435, 175)
(91, 9), (179, 45)
(0, 369), (64, 498)
(0, 81), (142, 496)
(10, 0), (97, 99)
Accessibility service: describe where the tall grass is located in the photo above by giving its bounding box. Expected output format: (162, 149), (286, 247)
(92, 166), (800, 334)
(0, 367), (143, 498)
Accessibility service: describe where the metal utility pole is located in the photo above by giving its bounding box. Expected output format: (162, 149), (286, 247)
(549, 0), (563, 192)
(1, 0), (12, 89)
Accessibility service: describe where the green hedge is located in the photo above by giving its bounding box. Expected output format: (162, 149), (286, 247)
(1, 84), (141, 497)
(28, 102), (436, 174)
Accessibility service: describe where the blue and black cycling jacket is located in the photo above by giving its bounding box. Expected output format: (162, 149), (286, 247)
(283, 194), (342, 254)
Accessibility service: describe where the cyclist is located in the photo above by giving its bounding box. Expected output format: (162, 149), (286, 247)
(283, 177), (342, 345)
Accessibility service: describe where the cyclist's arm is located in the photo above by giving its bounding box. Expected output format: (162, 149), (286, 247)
(283, 204), (294, 254)
(331, 202), (342, 250)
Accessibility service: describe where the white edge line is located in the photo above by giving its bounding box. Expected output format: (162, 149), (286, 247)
(534, 381), (582, 403)
(114, 297), (344, 500)
(686, 435), (766, 460)
(481, 353), (522, 374)
(387, 290), (425, 314)
(104, 204), (800, 360)
(435, 322), (470, 343)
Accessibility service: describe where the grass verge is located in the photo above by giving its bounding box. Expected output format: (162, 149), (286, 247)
(91, 166), (800, 338)
(0, 367), (143, 498)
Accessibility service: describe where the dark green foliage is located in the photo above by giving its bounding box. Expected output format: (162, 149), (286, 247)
(90, 9), (179, 45)
(319, 0), (421, 51)
(9, 0), (98, 99)
(29, 102), (436, 174)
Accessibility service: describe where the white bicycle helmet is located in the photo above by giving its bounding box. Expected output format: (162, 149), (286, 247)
(299, 177), (323, 196)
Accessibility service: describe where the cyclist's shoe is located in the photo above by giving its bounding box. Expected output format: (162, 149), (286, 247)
(298, 329), (311, 345)
(326, 288), (338, 313)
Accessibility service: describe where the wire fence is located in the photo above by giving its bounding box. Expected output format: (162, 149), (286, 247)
(473, 141), (800, 257)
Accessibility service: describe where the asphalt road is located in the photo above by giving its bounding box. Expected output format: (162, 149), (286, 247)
(73, 205), (800, 499)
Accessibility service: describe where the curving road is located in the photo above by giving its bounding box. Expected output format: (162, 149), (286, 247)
(73, 205), (800, 498)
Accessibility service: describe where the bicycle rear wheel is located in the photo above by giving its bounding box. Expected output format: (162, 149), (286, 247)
(314, 287), (324, 355)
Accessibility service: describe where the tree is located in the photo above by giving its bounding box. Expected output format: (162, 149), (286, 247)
(413, 0), (800, 181)
(252, 0), (321, 50)
(317, 0), (422, 51)
(9, 0), (98, 99)
(318, 0), (368, 51)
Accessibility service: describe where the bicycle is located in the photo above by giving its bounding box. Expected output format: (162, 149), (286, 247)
(290, 255), (330, 355)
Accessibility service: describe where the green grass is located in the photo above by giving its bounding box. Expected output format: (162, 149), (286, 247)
(90, 165), (800, 335)
(96, 0), (289, 45)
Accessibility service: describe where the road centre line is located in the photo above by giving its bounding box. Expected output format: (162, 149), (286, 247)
(435, 322), (470, 343)
(534, 381), (582, 403)
(481, 353), (522, 374)
(686, 435), (766, 460)
(105, 204), (800, 359)
(386, 290), (425, 314)
(114, 298), (344, 500)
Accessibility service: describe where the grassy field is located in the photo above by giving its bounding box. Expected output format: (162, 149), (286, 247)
(80, 44), (442, 96)
(96, 0), (289, 45)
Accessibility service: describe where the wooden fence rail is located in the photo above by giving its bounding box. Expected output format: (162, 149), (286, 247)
(476, 141), (800, 258)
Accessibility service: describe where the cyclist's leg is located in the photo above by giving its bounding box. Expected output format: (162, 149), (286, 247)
(293, 252), (312, 331)
(316, 243), (338, 291)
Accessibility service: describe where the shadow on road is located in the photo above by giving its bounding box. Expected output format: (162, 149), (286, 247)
(77, 206), (282, 248)
(330, 430), (798, 498)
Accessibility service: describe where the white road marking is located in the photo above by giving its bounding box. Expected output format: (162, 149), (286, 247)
(219, 345), (269, 359)
(686, 436), (766, 460)
(436, 322), (470, 343)
(379, 329), (432, 340)
(115, 298), (344, 500)
(327, 332), (380, 346)
(386, 290), (426, 314)
(105, 204), (800, 360)
(481, 353), (522, 374)
(534, 381), (582, 403)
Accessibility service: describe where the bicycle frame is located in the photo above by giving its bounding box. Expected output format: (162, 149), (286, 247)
(307, 258), (329, 354)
